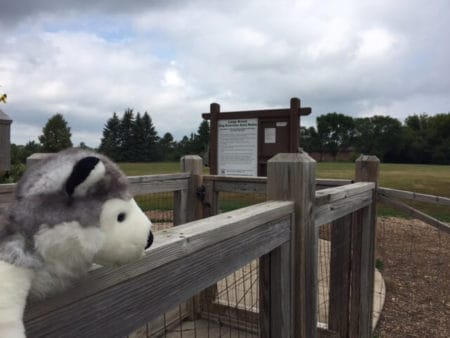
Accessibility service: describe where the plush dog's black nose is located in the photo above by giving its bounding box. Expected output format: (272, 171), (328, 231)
(145, 231), (154, 249)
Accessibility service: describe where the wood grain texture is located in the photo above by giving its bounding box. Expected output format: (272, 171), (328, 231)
(379, 195), (450, 234)
(203, 175), (267, 183)
(316, 178), (353, 187)
(173, 189), (188, 226)
(269, 240), (292, 337)
(180, 155), (204, 222)
(208, 103), (220, 175)
(202, 179), (219, 217)
(198, 177), (220, 312)
(314, 190), (373, 227)
(0, 176), (358, 208)
(214, 181), (266, 194)
(378, 186), (450, 206)
(202, 107), (311, 120)
(315, 182), (375, 206)
(354, 155), (379, 338)
(200, 176), (353, 196)
(0, 174), (190, 209)
(349, 206), (372, 338)
(317, 328), (339, 338)
(266, 152), (317, 338)
(179, 155), (204, 319)
(0, 182), (15, 194)
(25, 200), (294, 321)
(259, 253), (271, 338)
(328, 215), (352, 337)
(25, 215), (291, 338)
(0, 182), (15, 208)
(128, 174), (189, 195)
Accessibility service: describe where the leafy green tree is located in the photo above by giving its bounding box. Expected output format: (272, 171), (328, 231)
(427, 113), (450, 164)
(176, 133), (197, 157)
(401, 113), (450, 164)
(11, 141), (42, 165)
(354, 116), (402, 162)
(402, 114), (432, 163)
(317, 113), (354, 160)
(195, 120), (210, 154)
(141, 112), (161, 161)
(159, 132), (177, 161)
(100, 110), (162, 162)
(173, 120), (210, 159)
(38, 113), (73, 152)
(300, 126), (321, 153)
(99, 112), (121, 161)
(118, 109), (135, 162)
(130, 112), (146, 162)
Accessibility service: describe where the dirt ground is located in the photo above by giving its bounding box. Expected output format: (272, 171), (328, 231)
(374, 217), (450, 337)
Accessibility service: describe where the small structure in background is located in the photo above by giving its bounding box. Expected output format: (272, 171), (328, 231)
(0, 110), (12, 174)
(203, 97), (312, 176)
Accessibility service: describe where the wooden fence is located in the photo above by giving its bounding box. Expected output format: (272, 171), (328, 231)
(1, 153), (382, 337)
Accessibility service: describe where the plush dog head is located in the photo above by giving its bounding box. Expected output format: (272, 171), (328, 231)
(0, 148), (153, 299)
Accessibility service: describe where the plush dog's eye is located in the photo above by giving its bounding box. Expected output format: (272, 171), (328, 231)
(117, 212), (126, 222)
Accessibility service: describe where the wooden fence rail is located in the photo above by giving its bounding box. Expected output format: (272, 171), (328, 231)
(378, 187), (450, 206)
(24, 201), (294, 338)
(0, 154), (390, 337)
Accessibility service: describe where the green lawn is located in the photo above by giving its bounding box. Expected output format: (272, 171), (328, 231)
(118, 162), (183, 176)
(316, 162), (450, 221)
(119, 161), (450, 221)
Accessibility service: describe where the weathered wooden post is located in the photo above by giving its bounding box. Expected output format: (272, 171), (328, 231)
(261, 152), (317, 338)
(0, 110), (12, 174)
(350, 155), (380, 337)
(174, 155), (203, 225)
(209, 103), (220, 175)
(176, 155), (204, 320)
(328, 213), (352, 337)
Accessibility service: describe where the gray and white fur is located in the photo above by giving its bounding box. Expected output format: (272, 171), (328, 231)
(0, 148), (153, 338)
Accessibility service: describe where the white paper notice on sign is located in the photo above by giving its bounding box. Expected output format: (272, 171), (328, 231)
(218, 118), (258, 176)
(264, 128), (276, 143)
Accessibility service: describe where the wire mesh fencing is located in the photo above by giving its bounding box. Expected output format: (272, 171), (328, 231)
(317, 223), (331, 327)
(135, 192), (174, 231)
(130, 180), (450, 337)
(128, 190), (264, 338)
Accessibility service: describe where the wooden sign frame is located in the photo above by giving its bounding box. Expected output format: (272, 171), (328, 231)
(202, 98), (311, 176)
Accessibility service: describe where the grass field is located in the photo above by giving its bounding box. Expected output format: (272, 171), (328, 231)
(119, 161), (450, 221)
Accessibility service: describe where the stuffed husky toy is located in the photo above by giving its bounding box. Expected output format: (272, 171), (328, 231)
(0, 148), (153, 338)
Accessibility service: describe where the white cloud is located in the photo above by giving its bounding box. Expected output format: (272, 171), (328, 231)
(0, 0), (449, 147)
(356, 28), (397, 60)
(162, 68), (185, 88)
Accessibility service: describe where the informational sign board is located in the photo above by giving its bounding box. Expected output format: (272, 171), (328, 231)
(264, 128), (276, 143)
(202, 98), (312, 176)
(217, 118), (258, 176)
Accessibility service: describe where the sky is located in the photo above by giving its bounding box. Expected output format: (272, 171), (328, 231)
(0, 0), (449, 147)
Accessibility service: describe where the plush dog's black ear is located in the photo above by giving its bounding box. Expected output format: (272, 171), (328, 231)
(65, 157), (105, 197)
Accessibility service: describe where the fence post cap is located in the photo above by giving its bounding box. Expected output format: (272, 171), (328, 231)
(268, 152), (316, 164)
(355, 154), (380, 163)
(180, 155), (203, 161)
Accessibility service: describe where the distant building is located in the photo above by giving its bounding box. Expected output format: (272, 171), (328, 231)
(0, 110), (12, 174)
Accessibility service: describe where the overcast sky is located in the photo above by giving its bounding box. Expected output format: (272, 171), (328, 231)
(1, 0), (449, 147)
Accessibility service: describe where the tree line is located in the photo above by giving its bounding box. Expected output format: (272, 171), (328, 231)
(98, 109), (210, 162)
(301, 112), (450, 164)
(8, 109), (450, 174)
(8, 110), (210, 178)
